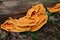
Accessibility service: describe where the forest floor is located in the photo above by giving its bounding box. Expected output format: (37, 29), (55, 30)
(0, 0), (60, 40)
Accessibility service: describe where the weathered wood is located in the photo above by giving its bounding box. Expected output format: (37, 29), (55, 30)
(0, 0), (60, 23)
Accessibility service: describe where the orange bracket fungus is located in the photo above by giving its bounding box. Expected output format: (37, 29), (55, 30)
(1, 4), (48, 32)
(47, 3), (60, 13)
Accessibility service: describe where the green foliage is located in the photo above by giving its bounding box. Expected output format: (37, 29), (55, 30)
(46, 11), (51, 17)
(31, 32), (36, 40)
(20, 31), (30, 36)
(20, 32), (36, 40)
(0, 33), (7, 39)
(49, 19), (56, 23)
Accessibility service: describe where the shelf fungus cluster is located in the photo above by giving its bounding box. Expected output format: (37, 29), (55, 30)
(1, 4), (48, 32)
(47, 3), (60, 13)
